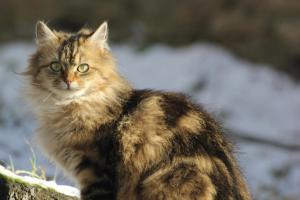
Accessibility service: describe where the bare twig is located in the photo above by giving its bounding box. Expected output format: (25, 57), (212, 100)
(228, 130), (300, 151)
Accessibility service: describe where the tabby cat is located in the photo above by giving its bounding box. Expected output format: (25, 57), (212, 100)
(25, 21), (252, 200)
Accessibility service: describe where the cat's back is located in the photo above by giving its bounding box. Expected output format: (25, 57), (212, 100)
(117, 89), (251, 200)
(119, 89), (223, 144)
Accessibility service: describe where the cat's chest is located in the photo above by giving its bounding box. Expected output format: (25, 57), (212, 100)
(38, 111), (93, 151)
(37, 102), (121, 166)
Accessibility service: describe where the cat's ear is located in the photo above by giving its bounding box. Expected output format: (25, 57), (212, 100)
(89, 21), (109, 49)
(35, 21), (57, 45)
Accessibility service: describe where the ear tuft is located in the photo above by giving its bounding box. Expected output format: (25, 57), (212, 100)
(89, 21), (109, 49)
(35, 21), (57, 44)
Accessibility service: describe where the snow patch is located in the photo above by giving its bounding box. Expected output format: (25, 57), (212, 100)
(0, 165), (80, 197)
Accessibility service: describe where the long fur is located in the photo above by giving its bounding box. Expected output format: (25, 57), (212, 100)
(25, 22), (252, 200)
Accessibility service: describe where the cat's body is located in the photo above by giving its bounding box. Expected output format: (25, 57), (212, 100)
(25, 21), (251, 200)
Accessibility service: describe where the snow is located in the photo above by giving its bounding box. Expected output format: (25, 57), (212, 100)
(0, 164), (80, 197)
(0, 42), (299, 199)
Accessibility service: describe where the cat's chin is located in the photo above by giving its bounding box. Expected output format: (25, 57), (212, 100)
(53, 88), (88, 101)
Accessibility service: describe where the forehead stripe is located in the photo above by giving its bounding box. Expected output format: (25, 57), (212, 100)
(58, 34), (85, 64)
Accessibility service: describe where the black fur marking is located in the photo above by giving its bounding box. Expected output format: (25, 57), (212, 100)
(94, 123), (120, 198)
(81, 180), (114, 200)
(122, 89), (191, 128)
(161, 93), (190, 127)
(121, 89), (154, 116)
(163, 163), (197, 186)
(75, 156), (93, 174)
(169, 132), (205, 157)
(78, 161), (116, 200)
(58, 33), (86, 64)
(210, 164), (232, 200)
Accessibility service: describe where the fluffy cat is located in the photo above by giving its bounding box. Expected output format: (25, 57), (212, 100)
(25, 21), (252, 200)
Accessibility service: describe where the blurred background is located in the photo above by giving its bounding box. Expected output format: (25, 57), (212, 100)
(0, 0), (299, 199)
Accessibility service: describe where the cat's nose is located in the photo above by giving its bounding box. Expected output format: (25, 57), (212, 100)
(66, 80), (72, 89)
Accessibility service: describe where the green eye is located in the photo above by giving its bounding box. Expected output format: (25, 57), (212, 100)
(49, 62), (62, 72)
(77, 64), (89, 73)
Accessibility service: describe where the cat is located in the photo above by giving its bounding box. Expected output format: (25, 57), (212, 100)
(24, 21), (252, 200)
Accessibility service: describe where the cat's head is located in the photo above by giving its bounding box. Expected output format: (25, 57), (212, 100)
(27, 21), (121, 101)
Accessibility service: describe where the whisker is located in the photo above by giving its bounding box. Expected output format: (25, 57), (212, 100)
(42, 92), (53, 103)
(31, 82), (42, 86)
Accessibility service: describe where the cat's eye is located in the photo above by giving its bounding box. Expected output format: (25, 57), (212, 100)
(77, 64), (89, 73)
(49, 62), (62, 72)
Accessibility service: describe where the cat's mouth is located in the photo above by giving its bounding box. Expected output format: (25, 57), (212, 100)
(49, 86), (87, 101)
(60, 87), (80, 92)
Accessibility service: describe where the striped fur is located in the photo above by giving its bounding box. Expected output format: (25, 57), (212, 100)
(25, 21), (252, 200)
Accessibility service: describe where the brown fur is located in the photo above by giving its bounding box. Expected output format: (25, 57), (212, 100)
(25, 21), (252, 200)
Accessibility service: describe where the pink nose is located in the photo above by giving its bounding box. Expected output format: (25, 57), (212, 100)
(66, 80), (72, 88)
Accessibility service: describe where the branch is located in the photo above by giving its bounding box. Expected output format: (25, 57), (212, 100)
(228, 130), (300, 151)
